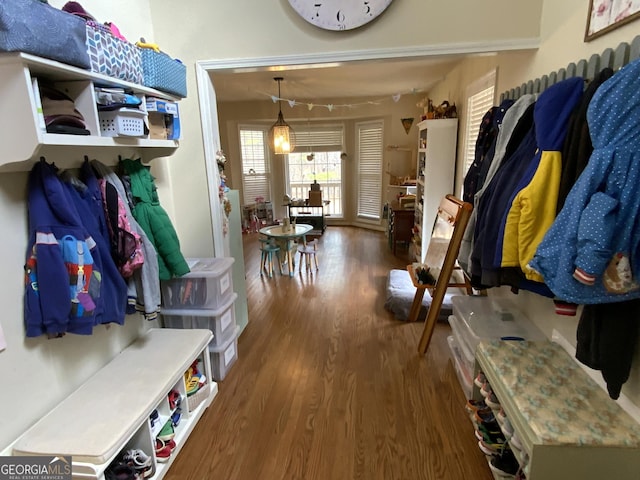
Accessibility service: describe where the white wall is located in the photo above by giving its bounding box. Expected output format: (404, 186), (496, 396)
(0, 0), (160, 452)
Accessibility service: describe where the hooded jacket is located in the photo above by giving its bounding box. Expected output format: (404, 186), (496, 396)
(24, 159), (102, 337)
(120, 158), (189, 281)
(499, 77), (584, 282)
(91, 160), (162, 319)
(458, 94), (536, 275)
(530, 57), (640, 304)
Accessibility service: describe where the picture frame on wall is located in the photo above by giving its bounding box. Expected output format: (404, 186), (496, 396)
(585, 0), (640, 41)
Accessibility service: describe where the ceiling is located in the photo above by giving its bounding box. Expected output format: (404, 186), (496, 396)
(209, 55), (466, 103)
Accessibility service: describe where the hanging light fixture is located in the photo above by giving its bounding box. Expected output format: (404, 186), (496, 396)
(268, 77), (295, 155)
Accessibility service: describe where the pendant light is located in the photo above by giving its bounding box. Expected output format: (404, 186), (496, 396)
(268, 77), (295, 155)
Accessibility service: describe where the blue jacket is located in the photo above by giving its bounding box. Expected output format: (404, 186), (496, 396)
(24, 160), (102, 337)
(62, 160), (127, 326)
(530, 58), (640, 304)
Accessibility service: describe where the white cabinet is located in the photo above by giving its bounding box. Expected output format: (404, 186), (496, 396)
(8, 328), (217, 480)
(413, 119), (457, 263)
(0, 52), (180, 172)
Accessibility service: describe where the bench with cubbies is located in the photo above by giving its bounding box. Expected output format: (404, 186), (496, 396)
(448, 296), (640, 479)
(6, 328), (217, 480)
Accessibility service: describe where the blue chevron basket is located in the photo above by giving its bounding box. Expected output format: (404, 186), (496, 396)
(139, 49), (187, 98)
(85, 23), (143, 84)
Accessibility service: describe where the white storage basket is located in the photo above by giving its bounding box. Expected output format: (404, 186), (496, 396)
(99, 108), (146, 137)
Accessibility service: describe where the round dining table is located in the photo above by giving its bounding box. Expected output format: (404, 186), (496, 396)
(259, 223), (313, 276)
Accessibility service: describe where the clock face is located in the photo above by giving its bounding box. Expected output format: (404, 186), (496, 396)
(288, 0), (394, 31)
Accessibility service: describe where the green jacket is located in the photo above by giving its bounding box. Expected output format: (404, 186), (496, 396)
(121, 158), (189, 280)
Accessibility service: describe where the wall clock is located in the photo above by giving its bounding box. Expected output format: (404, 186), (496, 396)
(288, 0), (394, 31)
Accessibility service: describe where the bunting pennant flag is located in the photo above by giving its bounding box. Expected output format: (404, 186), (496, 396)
(401, 117), (414, 134)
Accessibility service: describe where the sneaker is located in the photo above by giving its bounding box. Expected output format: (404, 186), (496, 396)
(474, 372), (487, 388)
(105, 463), (138, 480)
(465, 399), (487, 413)
(489, 448), (519, 477)
(474, 425), (506, 445)
(155, 439), (172, 463)
(149, 410), (159, 428)
(509, 432), (523, 451)
(485, 393), (501, 410)
(171, 407), (182, 427)
(478, 439), (511, 456)
(480, 382), (493, 397)
(168, 390), (181, 410)
(157, 420), (175, 441)
(122, 449), (153, 478)
(474, 408), (496, 425)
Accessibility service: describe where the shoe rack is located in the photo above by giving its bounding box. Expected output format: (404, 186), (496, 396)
(7, 328), (217, 480)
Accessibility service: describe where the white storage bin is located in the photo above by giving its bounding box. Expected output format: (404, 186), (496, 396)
(161, 257), (235, 310)
(209, 325), (240, 381)
(451, 296), (546, 354)
(447, 335), (473, 399)
(161, 292), (237, 347)
(98, 108), (146, 137)
(447, 315), (474, 373)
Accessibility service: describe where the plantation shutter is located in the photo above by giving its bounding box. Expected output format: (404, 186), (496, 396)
(356, 120), (383, 220)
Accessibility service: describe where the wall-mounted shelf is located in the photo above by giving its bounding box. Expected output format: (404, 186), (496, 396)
(0, 52), (180, 172)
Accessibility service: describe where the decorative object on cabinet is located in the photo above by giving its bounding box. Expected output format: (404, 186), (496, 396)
(413, 118), (458, 263)
(8, 328), (217, 480)
(406, 195), (472, 354)
(0, 52), (181, 172)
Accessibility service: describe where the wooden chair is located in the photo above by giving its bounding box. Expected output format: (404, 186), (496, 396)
(406, 195), (473, 355)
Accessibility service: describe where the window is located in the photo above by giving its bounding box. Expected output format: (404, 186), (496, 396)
(462, 70), (497, 177)
(356, 120), (383, 220)
(239, 126), (271, 205)
(286, 124), (344, 217)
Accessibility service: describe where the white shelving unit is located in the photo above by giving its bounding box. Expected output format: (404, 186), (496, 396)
(6, 328), (217, 480)
(413, 119), (457, 263)
(0, 52), (180, 172)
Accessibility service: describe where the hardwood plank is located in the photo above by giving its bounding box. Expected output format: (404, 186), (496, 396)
(164, 226), (493, 480)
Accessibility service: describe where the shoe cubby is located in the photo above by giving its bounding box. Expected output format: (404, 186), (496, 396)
(0, 52), (180, 172)
(473, 340), (640, 479)
(7, 328), (217, 480)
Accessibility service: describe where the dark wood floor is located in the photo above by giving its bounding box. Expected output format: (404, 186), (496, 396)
(165, 226), (493, 480)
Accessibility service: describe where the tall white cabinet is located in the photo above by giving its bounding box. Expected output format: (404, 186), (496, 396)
(413, 119), (458, 263)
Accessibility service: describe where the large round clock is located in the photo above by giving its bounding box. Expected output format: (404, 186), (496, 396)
(288, 0), (394, 31)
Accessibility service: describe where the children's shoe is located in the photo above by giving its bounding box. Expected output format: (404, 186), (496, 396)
(155, 439), (172, 463)
(465, 399), (487, 413)
(171, 407), (182, 427)
(485, 393), (501, 410)
(489, 448), (519, 477)
(168, 390), (181, 410)
(474, 372), (487, 388)
(105, 463), (138, 480)
(122, 449), (153, 478)
(157, 420), (175, 441)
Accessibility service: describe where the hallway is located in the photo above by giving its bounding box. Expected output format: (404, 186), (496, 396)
(165, 226), (492, 479)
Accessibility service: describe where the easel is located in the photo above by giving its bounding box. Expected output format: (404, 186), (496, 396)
(406, 195), (473, 355)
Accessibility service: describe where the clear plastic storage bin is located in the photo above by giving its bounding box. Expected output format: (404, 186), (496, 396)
(447, 315), (475, 373)
(161, 257), (234, 310)
(161, 292), (237, 347)
(447, 335), (473, 399)
(210, 325), (240, 381)
(451, 296), (546, 355)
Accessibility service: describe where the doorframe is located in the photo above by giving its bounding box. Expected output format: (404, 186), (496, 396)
(195, 38), (538, 255)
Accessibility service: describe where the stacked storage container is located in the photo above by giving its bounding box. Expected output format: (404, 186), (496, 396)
(447, 296), (546, 398)
(160, 258), (240, 381)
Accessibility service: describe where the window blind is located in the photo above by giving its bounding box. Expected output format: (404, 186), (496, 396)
(356, 121), (383, 220)
(239, 128), (271, 205)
